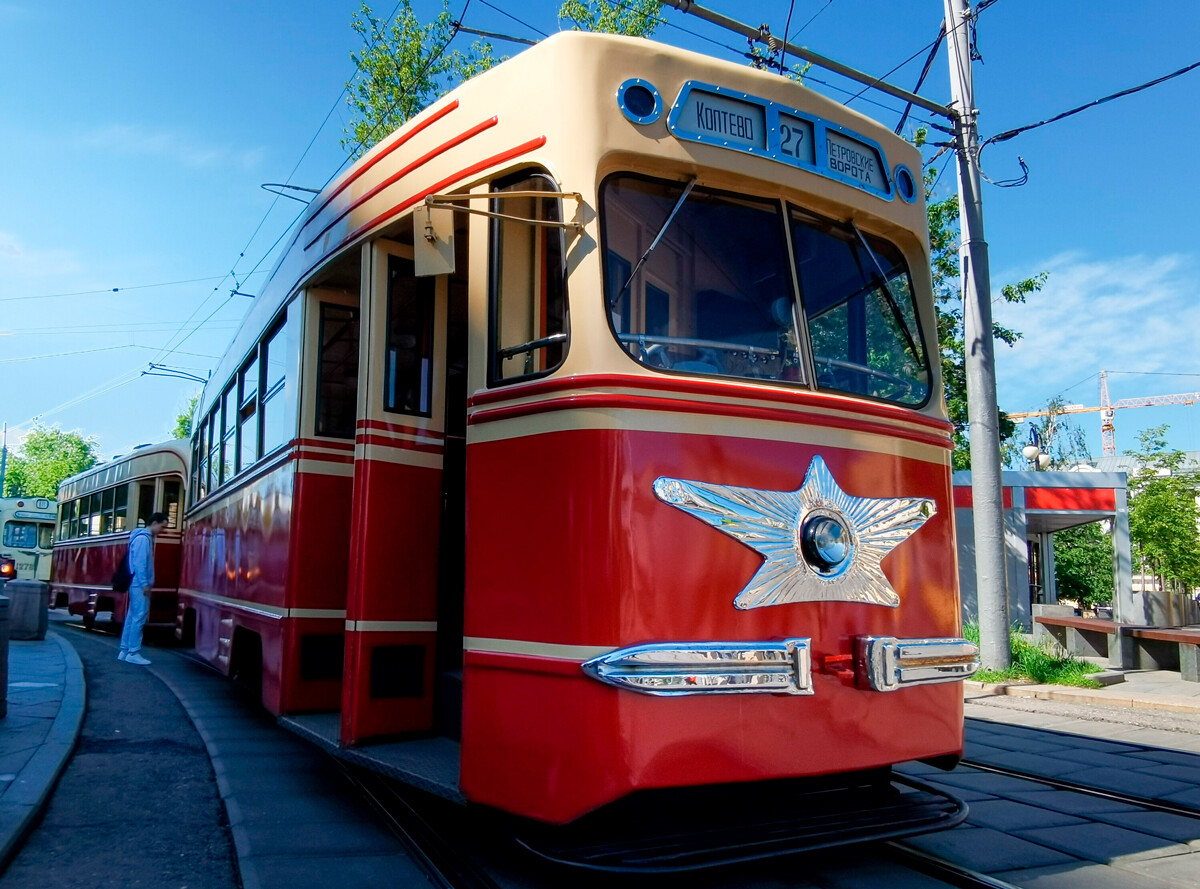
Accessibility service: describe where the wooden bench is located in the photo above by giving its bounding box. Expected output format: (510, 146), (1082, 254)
(1122, 627), (1200, 682)
(1033, 615), (1118, 661)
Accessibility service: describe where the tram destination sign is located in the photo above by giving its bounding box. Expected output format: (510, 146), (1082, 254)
(667, 83), (892, 200)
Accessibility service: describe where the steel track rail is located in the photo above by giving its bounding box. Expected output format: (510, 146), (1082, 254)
(960, 759), (1200, 820)
(335, 761), (503, 889)
(883, 842), (1023, 889)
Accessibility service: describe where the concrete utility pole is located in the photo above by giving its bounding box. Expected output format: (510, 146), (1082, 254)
(944, 0), (1011, 668)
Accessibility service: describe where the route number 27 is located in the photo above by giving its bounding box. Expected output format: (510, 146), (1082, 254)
(779, 123), (806, 159)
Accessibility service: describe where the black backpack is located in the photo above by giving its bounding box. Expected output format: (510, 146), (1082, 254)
(111, 540), (135, 593)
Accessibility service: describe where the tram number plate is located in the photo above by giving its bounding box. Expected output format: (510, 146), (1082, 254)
(777, 114), (815, 164)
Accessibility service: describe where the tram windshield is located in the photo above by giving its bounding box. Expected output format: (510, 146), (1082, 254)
(3, 521), (53, 550)
(600, 173), (930, 406)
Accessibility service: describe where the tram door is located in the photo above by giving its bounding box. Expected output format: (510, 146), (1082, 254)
(341, 232), (465, 745)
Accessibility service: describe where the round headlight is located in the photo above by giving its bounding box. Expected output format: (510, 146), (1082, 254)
(799, 514), (851, 574)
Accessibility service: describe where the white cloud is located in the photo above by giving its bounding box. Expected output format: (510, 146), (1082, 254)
(0, 231), (80, 278)
(76, 124), (266, 171)
(992, 251), (1200, 411)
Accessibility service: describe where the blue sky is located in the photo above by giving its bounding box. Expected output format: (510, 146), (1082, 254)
(2, 0), (1198, 466)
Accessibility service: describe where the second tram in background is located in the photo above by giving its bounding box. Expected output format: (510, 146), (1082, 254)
(0, 496), (57, 582)
(50, 442), (186, 628)
(100, 32), (977, 866)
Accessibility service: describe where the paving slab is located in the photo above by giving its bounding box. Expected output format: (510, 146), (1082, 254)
(1118, 851), (1200, 886)
(1092, 810), (1200, 846)
(994, 860), (1185, 889)
(962, 798), (1086, 832)
(903, 825), (1077, 872)
(1017, 821), (1192, 863)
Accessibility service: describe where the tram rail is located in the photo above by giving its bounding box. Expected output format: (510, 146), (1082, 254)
(959, 759), (1200, 820)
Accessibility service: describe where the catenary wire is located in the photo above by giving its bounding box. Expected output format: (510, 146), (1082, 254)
(477, 0), (548, 37)
(779, 0), (797, 74)
(0, 345), (218, 364)
(981, 58), (1200, 153)
(787, 0), (834, 42)
(0, 272), (267, 305)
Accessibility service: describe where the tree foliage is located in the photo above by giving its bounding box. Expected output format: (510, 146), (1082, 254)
(2, 425), (98, 498)
(342, 1), (500, 159)
(1053, 523), (1113, 609)
(1126, 425), (1200, 593)
(918, 131), (1047, 469)
(171, 392), (201, 440)
(558, 0), (661, 36)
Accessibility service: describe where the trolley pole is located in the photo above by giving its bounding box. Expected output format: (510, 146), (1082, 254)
(944, 0), (1011, 669)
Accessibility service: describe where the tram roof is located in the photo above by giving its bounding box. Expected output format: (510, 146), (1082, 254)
(56, 439), (189, 501)
(196, 31), (925, 420)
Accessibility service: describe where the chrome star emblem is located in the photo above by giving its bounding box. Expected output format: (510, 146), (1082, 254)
(653, 456), (935, 609)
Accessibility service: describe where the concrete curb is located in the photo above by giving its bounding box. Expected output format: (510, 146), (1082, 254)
(0, 630), (87, 871)
(964, 679), (1200, 715)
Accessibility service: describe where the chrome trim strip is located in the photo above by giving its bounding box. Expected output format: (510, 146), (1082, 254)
(178, 589), (347, 622)
(463, 637), (614, 661)
(582, 639), (813, 696)
(858, 636), (979, 691)
(346, 620), (438, 632)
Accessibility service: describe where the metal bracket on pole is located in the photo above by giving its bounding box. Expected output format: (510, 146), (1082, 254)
(657, 0), (956, 120)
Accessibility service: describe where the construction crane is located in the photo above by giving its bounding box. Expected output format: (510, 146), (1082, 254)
(1008, 370), (1200, 456)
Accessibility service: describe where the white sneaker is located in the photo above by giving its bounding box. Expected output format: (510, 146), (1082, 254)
(117, 651), (128, 662)
(124, 653), (151, 666)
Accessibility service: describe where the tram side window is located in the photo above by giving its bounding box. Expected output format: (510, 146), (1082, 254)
(221, 384), (237, 485)
(317, 303), (360, 437)
(86, 493), (102, 536)
(99, 487), (115, 535)
(384, 258), (434, 416)
(37, 524), (53, 549)
(136, 482), (155, 528)
(162, 479), (181, 528)
(261, 323), (290, 455)
(59, 500), (75, 540)
(789, 207), (930, 406)
(238, 356), (259, 470)
(488, 172), (568, 386)
(114, 484), (128, 533)
(206, 411), (219, 494)
(195, 419), (208, 501)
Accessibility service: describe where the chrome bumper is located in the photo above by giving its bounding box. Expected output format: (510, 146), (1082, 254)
(857, 636), (980, 692)
(581, 640), (814, 695)
(582, 636), (978, 695)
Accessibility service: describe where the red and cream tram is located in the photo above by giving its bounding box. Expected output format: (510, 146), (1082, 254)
(51, 441), (186, 626)
(178, 32), (978, 857)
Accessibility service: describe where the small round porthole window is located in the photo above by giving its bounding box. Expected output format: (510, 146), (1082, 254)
(617, 79), (662, 126)
(894, 164), (917, 203)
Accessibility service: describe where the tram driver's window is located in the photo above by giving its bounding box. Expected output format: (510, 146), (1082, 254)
(384, 257), (434, 416)
(789, 207), (930, 406)
(488, 171), (568, 386)
(599, 174), (800, 384)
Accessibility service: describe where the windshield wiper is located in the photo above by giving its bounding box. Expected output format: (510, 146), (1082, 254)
(617, 177), (697, 300)
(848, 220), (926, 366)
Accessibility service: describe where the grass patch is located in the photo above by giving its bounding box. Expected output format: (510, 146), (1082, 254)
(964, 622), (1104, 688)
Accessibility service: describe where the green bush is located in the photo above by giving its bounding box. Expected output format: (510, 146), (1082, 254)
(964, 621), (1102, 688)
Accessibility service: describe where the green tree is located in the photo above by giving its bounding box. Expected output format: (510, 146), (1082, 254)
(172, 392), (201, 440)
(1053, 523), (1114, 610)
(342, 1), (500, 159)
(558, 0), (661, 37)
(1127, 425), (1200, 595)
(2, 425), (98, 498)
(918, 131), (1047, 468)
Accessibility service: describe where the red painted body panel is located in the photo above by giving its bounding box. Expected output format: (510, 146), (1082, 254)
(1024, 487), (1116, 512)
(460, 424), (962, 823)
(342, 438), (444, 744)
(179, 445), (355, 715)
(51, 534), (180, 624)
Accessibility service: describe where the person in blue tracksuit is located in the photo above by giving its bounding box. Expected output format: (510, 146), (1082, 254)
(118, 512), (169, 665)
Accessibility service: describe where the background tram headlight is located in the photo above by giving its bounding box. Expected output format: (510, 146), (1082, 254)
(0, 558), (15, 581)
(799, 514), (852, 575)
